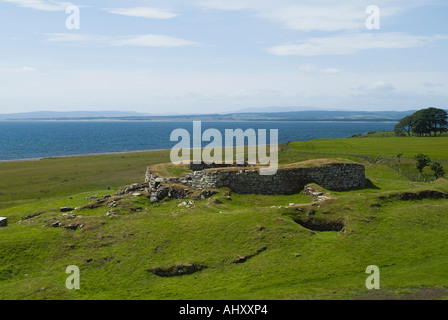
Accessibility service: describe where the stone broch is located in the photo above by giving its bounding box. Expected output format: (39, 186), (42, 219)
(0, 217), (7, 227)
(146, 160), (367, 197)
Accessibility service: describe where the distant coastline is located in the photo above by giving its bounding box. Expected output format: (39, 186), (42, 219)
(0, 109), (414, 122)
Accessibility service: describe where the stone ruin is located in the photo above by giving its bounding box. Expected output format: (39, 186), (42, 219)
(145, 160), (366, 202)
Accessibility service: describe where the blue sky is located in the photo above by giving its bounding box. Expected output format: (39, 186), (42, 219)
(0, 0), (447, 114)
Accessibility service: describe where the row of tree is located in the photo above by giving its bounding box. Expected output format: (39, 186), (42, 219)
(394, 107), (448, 136)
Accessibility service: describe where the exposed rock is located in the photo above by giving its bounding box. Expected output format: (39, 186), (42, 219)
(51, 221), (61, 227)
(24, 212), (42, 220)
(233, 247), (267, 264)
(149, 263), (206, 277)
(60, 207), (74, 213)
(193, 190), (218, 200)
(0, 217), (7, 227)
(66, 224), (79, 231)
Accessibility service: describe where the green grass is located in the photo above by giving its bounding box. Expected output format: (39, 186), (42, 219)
(0, 137), (447, 300)
(288, 136), (448, 160)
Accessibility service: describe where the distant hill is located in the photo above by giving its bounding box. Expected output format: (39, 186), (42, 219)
(0, 111), (150, 120)
(0, 109), (419, 121)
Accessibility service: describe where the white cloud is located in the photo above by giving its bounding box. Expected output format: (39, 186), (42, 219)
(44, 33), (197, 48)
(1, 0), (73, 11)
(299, 64), (317, 73)
(353, 80), (397, 97)
(195, 0), (432, 32)
(322, 68), (341, 75)
(299, 64), (341, 75)
(20, 66), (38, 72)
(113, 35), (196, 47)
(269, 33), (448, 56)
(104, 7), (179, 19)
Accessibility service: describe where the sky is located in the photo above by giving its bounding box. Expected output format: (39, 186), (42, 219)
(0, 0), (447, 114)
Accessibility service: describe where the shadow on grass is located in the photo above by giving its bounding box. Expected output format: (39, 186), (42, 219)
(351, 178), (380, 191)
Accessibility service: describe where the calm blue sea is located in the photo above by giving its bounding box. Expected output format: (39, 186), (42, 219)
(0, 121), (396, 161)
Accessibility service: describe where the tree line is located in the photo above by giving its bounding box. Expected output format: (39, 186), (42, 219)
(394, 107), (448, 136)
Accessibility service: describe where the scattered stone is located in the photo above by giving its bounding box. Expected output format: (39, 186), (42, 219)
(104, 195), (111, 199)
(86, 196), (98, 200)
(193, 190), (218, 200)
(178, 202), (187, 207)
(66, 224), (79, 231)
(294, 253), (301, 257)
(289, 203), (295, 206)
(60, 207), (74, 213)
(307, 209), (316, 216)
(0, 217), (7, 227)
(24, 213), (41, 220)
(132, 193), (142, 197)
(51, 221), (61, 227)
(106, 212), (111, 216)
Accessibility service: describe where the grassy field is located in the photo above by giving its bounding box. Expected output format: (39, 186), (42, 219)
(0, 135), (447, 300)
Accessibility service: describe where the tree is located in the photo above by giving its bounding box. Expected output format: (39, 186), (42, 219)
(395, 108), (448, 136)
(433, 108), (448, 136)
(412, 109), (432, 136)
(411, 108), (447, 136)
(394, 116), (413, 136)
(415, 153), (431, 173)
(430, 162), (445, 179)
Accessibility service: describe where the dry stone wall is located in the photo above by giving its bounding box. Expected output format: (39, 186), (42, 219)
(146, 162), (366, 196)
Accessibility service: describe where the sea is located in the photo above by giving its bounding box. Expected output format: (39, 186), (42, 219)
(0, 121), (396, 161)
